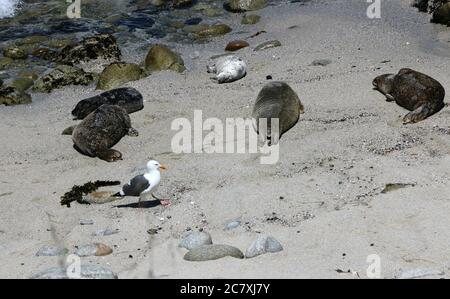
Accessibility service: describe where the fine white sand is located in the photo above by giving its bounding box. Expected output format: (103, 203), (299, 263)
(0, 0), (449, 279)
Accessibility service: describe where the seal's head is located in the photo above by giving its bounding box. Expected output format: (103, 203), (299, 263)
(372, 74), (395, 95)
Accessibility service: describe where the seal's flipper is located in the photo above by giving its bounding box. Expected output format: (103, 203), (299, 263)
(386, 94), (395, 102)
(62, 125), (77, 135)
(97, 149), (123, 162)
(403, 103), (431, 124)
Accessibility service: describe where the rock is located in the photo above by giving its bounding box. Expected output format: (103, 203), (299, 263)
(311, 59), (332, 66)
(254, 40), (282, 51)
(18, 71), (39, 81)
(172, 0), (195, 9)
(144, 44), (186, 73)
(245, 235), (283, 258)
(3, 46), (27, 60)
(184, 244), (244, 261)
(55, 34), (121, 65)
(225, 0), (268, 12)
(33, 65), (95, 93)
(242, 14), (261, 24)
(31, 265), (117, 279)
(0, 57), (13, 70)
(224, 219), (241, 230)
(75, 243), (113, 257)
(31, 47), (57, 61)
(179, 231), (213, 250)
(72, 87), (144, 120)
(225, 40), (250, 51)
(195, 24), (232, 38)
(11, 77), (34, 92)
(0, 86), (32, 106)
(394, 268), (445, 279)
(381, 183), (415, 194)
(16, 35), (49, 46)
(92, 228), (119, 237)
(79, 219), (94, 225)
(432, 3), (450, 25)
(96, 62), (143, 90)
(36, 245), (68, 257)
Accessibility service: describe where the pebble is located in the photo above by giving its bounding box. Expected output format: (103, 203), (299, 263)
(35, 245), (68, 257)
(242, 14), (261, 25)
(311, 59), (332, 66)
(245, 235), (283, 258)
(79, 219), (94, 225)
(224, 219), (241, 230)
(75, 243), (113, 257)
(31, 265), (117, 279)
(225, 40), (250, 51)
(184, 244), (244, 261)
(179, 231), (213, 250)
(254, 40), (282, 51)
(91, 228), (119, 237)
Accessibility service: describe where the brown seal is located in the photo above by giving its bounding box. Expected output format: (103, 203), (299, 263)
(373, 68), (445, 124)
(252, 81), (304, 145)
(72, 104), (138, 162)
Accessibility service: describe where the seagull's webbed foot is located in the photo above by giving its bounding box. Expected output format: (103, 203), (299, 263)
(152, 194), (171, 206)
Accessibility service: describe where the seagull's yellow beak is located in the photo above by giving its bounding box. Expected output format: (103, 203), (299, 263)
(159, 165), (167, 171)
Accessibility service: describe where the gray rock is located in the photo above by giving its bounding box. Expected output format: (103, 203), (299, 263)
(245, 235), (283, 258)
(311, 59), (332, 66)
(36, 245), (68, 257)
(92, 228), (119, 237)
(254, 40), (282, 51)
(224, 219), (241, 230)
(184, 244), (244, 261)
(79, 219), (94, 225)
(179, 231), (212, 250)
(31, 265), (117, 279)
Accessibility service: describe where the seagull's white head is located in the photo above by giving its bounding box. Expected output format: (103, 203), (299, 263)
(146, 160), (167, 172)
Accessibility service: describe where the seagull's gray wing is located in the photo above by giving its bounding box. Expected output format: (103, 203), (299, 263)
(121, 175), (150, 197)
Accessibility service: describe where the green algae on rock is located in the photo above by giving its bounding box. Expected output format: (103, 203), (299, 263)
(33, 65), (96, 93)
(0, 86), (32, 106)
(144, 44), (186, 73)
(97, 62), (143, 90)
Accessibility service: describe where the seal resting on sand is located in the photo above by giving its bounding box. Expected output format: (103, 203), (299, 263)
(373, 68), (445, 124)
(72, 104), (138, 162)
(71, 87), (144, 120)
(207, 55), (247, 84)
(252, 81), (304, 145)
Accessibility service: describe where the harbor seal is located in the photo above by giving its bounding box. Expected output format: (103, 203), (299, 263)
(72, 87), (144, 120)
(72, 104), (138, 162)
(373, 68), (445, 124)
(207, 55), (247, 84)
(252, 81), (304, 145)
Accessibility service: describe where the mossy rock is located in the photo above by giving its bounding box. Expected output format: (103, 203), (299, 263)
(144, 44), (186, 73)
(33, 65), (96, 93)
(11, 77), (34, 92)
(0, 86), (32, 106)
(3, 46), (28, 60)
(0, 57), (13, 70)
(97, 62), (144, 90)
(195, 24), (232, 38)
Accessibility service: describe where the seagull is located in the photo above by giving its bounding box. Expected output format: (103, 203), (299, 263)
(113, 160), (170, 207)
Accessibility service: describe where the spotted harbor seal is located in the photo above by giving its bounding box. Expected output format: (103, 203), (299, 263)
(252, 81), (304, 145)
(207, 55), (247, 84)
(72, 104), (138, 162)
(71, 87), (144, 120)
(373, 68), (445, 124)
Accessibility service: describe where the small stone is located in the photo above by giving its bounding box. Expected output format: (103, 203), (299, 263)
(254, 40), (282, 51)
(184, 244), (244, 261)
(224, 219), (241, 230)
(92, 228), (119, 237)
(147, 228), (159, 235)
(195, 24), (232, 38)
(179, 231), (213, 250)
(225, 40), (250, 51)
(225, 0), (268, 12)
(79, 219), (94, 225)
(75, 243), (113, 257)
(31, 265), (117, 279)
(242, 14), (261, 25)
(36, 245), (68, 257)
(311, 59), (332, 66)
(245, 235), (283, 258)
(3, 46), (27, 59)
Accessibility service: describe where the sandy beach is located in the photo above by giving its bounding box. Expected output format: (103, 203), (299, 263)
(0, 0), (449, 279)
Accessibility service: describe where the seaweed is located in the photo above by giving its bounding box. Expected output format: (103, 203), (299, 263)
(60, 181), (120, 207)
